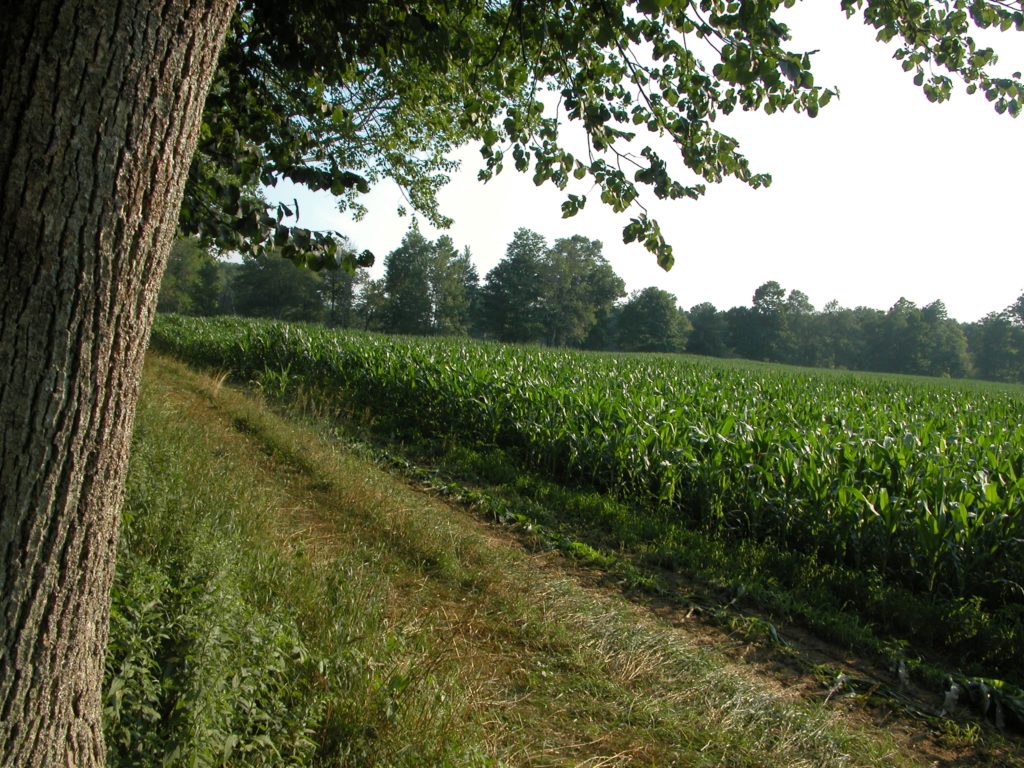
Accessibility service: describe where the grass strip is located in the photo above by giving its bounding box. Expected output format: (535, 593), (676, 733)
(104, 354), (937, 766)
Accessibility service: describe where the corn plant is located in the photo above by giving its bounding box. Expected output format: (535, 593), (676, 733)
(151, 315), (1024, 615)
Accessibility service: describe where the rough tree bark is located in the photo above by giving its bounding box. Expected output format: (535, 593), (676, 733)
(0, 1), (236, 764)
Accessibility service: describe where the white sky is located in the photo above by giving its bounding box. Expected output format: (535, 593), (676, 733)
(268, 4), (1024, 324)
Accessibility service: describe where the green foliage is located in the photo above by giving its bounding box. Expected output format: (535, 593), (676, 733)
(477, 228), (550, 343)
(966, 311), (1024, 382)
(353, 277), (388, 332)
(233, 252), (327, 322)
(381, 228), (435, 335)
(542, 236), (626, 348)
(687, 301), (731, 357)
(376, 227), (480, 336)
(478, 229), (625, 346)
(176, 2), (1023, 271)
(750, 280), (792, 361)
(615, 287), (692, 353)
(106, 408), (328, 765)
(430, 240), (479, 336)
(319, 262), (362, 328)
(693, 282), (988, 379)
(180, 0), (481, 269)
(157, 238), (225, 316)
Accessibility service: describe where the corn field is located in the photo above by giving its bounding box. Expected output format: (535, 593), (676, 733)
(151, 315), (1024, 616)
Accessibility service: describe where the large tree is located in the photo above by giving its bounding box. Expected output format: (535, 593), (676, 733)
(616, 287), (692, 353)
(430, 239), (479, 336)
(1, 2), (237, 763)
(381, 227), (435, 335)
(478, 228), (550, 343)
(3, 1), (1022, 764)
(542, 236), (625, 348)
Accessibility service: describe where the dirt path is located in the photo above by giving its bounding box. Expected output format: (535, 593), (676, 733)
(148, 354), (1021, 766)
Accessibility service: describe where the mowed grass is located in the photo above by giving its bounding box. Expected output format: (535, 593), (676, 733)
(105, 354), (929, 766)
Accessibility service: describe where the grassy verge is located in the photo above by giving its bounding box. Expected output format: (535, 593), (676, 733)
(105, 354), (946, 766)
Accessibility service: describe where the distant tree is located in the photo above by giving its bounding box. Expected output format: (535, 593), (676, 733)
(845, 306), (887, 371)
(686, 303), (730, 358)
(920, 300), (971, 377)
(785, 289), (817, 365)
(584, 311), (620, 351)
(157, 238), (224, 316)
(1008, 290), (1024, 326)
(542, 236), (625, 348)
(752, 281), (786, 314)
(320, 267), (361, 328)
(616, 288), (691, 353)
(816, 302), (874, 370)
(430, 238), (478, 335)
(356, 277), (388, 332)
(233, 253), (324, 322)
(478, 228), (549, 343)
(372, 228), (481, 336)
(217, 261), (242, 316)
(194, 261), (225, 316)
(726, 306), (759, 360)
(877, 298), (927, 374)
(962, 289), (1024, 382)
(967, 312), (1024, 382)
(786, 289), (814, 316)
(750, 280), (789, 361)
(382, 228), (434, 334)
(316, 237), (364, 328)
(921, 299), (947, 323)
(582, 271), (628, 350)
(872, 297), (970, 377)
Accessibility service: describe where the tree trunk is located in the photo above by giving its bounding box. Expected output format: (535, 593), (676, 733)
(0, 1), (235, 764)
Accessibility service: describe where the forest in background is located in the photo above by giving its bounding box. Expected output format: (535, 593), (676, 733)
(159, 227), (1024, 384)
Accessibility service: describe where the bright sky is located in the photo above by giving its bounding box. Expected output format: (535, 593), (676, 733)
(269, 4), (1024, 324)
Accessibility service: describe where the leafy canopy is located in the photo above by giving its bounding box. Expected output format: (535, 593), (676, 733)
(181, 0), (1023, 271)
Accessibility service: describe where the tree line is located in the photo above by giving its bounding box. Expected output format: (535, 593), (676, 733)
(161, 228), (1024, 384)
(160, 227), (692, 355)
